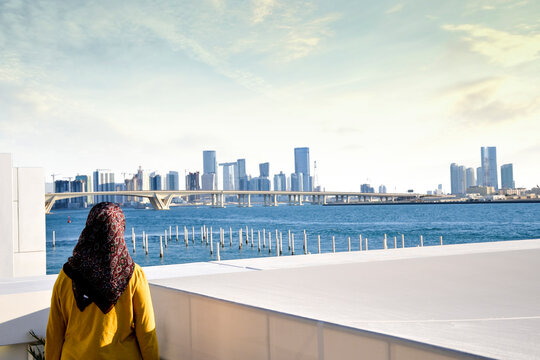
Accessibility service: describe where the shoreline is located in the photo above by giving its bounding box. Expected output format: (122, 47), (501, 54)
(323, 199), (540, 206)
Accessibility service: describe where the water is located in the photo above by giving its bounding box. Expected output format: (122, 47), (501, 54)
(46, 203), (540, 274)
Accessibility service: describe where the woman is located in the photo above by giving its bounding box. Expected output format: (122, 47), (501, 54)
(45, 202), (159, 359)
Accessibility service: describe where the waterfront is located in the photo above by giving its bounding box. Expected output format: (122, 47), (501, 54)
(46, 202), (540, 274)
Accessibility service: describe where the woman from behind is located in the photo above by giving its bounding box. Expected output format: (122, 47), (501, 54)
(46, 202), (159, 359)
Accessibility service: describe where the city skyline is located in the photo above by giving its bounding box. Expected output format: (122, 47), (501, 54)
(1, 1), (539, 191)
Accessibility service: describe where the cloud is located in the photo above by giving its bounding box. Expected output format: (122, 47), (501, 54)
(252, 0), (276, 24)
(385, 3), (403, 14)
(442, 24), (540, 66)
(440, 77), (540, 125)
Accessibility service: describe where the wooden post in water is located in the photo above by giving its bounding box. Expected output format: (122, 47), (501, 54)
(268, 231), (272, 253)
(291, 233), (295, 255)
(206, 227), (209, 246)
(384, 233), (388, 249)
(169, 226), (172, 242)
(348, 237), (351, 252)
(52, 230), (56, 248)
(133, 231), (136, 253)
(288, 230), (291, 250)
(239, 228), (243, 249)
(280, 232), (283, 255)
(164, 230), (168, 248)
(332, 236), (335, 253)
(245, 226), (249, 244)
(216, 239), (220, 261)
(318, 235), (321, 254)
(304, 230), (307, 254)
(229, 227), (232, 247)
(251, 228), (254, 248)
(159, 236), (163, 258)
(176, 225), (179, 241)
(258, 230), (261, 252)
(365, 237), (368, 251)
(210, 230), (213, 255)
(209, 227), (213, 247)
(359, 235), (362, 251)
(192, 226), (195, 244)
(145, 234), (148, 255)
(143, 231), (146, 249)
(276, 232), (280, 256)
(263, 229), (266, 248)
(401, 234), (405, 248)
(440, 236), (443, 245)
(420, 235), (423, 247)
(184, 226), (188, 243)
(394, 236), (397, 249)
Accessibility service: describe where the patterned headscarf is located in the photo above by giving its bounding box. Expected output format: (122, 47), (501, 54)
(63, 202), (135, 314)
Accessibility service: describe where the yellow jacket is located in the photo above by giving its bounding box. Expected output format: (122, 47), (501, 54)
(45, 264), (159, 359)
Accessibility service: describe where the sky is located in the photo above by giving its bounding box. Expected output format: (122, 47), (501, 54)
(1, 0), (539, 192)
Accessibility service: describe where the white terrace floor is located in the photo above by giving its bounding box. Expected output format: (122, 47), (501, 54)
(2, 239), (540, 359)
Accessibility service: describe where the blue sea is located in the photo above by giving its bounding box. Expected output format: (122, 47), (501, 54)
(46, 203), (540, 274)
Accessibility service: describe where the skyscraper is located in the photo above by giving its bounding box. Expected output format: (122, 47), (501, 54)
(185, 171), (200, 203)
(235, 158), (248, 190)
(501, 163), (515, 189)
(450, 163), (466, 195)
(274, 172), (286, 191)
(166, 171), (179, 190)
(481, 146), (498, 190)
(219, 162), (236, 191)
(466, 167), (475, 190)
(93, 169), (115, 203)
(150, 173), (162, 190)
(202, 150), (218, 190)
(294, 147), (312, 191)
(75, 174), (93, 206)
(476, 167), (483, 186)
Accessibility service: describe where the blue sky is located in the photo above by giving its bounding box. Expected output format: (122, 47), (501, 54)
(1, 0), (539, 191)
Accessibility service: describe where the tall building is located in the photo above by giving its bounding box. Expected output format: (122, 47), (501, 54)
(361, 184), (374, 193)
(202, 150), (218, 190)
(235, 159), (248, 190)
(185, 171), (200, 203)
(166, 171), (179, 190)
(481, 146), (498, 190)
(219, 162), (236, 191)
(93, 169), (115, 203)
(476, 167), (483, 186)
(501, 163), (515, 189)
(150, 173), (162, 190)
(378, 185), (387, 194)
(294, 147), (312, 191)
(259, 162), (269, 178)
(466, 168), (476, 190)
(75, 174), (93, 206)
(274, 172), (286, 191)
(135, 166), (150, 203)
(54, 180), (84, 208)
(450, 163), (467, 195)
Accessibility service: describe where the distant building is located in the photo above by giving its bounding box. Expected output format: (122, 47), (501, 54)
(236, 158), (248, 190)
(135, 166), (150, 203)
(378, 185), (387, 194)
(466, 186), (495, 196)
(450, 163), (467, 195)
(466, 168), (475, 190)
(54, 180), (84, 208)
(476, 167), (483, 186)
(294, 147), (312, 191)
(290, 172), (303, 191)
(273, 172), (286, 191)
(185, 171), (200, 203)
(219, 162), (236, 191)
(166, 171), (179, 190)
(75, 174), (93, 206)
(150, 173), (162, 191)
(361, 184), (374, 193)
(202, 150), (217, 190)
(501, 163), (515, 189)
(93, 169), (115, 203)
(481, 146), (498, 190)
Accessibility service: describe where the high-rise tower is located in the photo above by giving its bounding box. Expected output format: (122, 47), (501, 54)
(202, 150), (218, 190)
(481, 147), (498, 190)
(501, 163), (515, 189)
(294, 147), (312, 191)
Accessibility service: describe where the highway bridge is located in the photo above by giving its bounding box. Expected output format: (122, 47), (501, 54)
(44, 190), (439, 213)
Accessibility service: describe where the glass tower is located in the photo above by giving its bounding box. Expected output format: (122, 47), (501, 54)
(481, 147), (498, 190)
(501, 163), (515, 189)
(202, 150), (217, 189)
(294, 147), (312, 191)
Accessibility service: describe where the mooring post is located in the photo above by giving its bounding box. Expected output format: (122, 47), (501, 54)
(280, 232), (283, 255)
(159, 236), (163, 258)
(251, 228), (254, 248)
(394, 236), (397, 249)
(268, 231), (272, 253)
(318, 235), (321, 254)
(291, 233), (295, 255)
(440, 235), (443, 245)
(258, 230), (261, 252)
(245, 226), (249, 244)
(230, 227), (232, 247)
(384, 233), (388, 249)
(145, 234), (148, 255)
(348, 236), (351, 252)
(365, 237), (368, 251)
(192, 226), (195, 244)
(142, 231), (146, 249)
(216, 239), (220, 261)
(176, 225), (179, 241)
(304, 230), (307, 254)
(239, 228), (243, 249)
(165, 230), (168, 248)
(210, 231), (213, 255)
(169, 226), (172, 242)
(288, 230), (291, 250)
(359, 234), (362, 251)
(332, 236), (335, 253)
(401, 233), (405, 248)
(420, 235), (424, 247)
(52, 230), (56, 248)
(263, 229), (266, 248)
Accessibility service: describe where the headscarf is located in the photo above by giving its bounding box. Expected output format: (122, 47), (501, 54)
(63, 202), (135, 314)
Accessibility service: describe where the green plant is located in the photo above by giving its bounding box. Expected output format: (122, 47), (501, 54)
(27, 330), (45, 360)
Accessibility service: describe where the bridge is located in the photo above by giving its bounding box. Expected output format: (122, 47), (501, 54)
(44, 190), (438, 213)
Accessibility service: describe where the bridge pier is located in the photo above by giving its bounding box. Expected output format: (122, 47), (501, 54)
(272, 194), (278, 207)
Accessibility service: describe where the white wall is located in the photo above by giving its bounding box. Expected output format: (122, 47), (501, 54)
(0, 153), (46, 278)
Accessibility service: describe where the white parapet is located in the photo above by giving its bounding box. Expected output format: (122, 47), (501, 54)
(0, 153), (46, 278)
